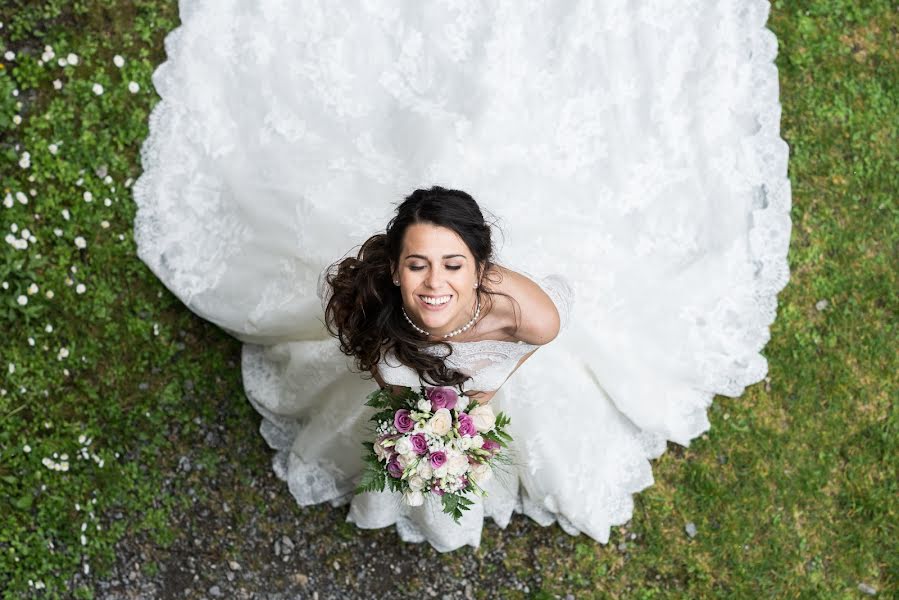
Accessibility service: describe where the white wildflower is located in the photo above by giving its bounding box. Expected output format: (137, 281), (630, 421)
(45, 324), (53, 332)
(4, 50), (14, 61)
(75, 283), (86, 294)
(3, 194), (12, 208)
(91, 83), (103, 95)
(113, 54), (124, 67)
(128, 81), (140, 94)
(48, 143), (58, 155)
(23, 444), (31, 453)
(53, 79), (62, 90)
(17, 295), (27, 306)
(74, 236), (86, 249)
(13, 115), (21, 125)
(83, 191), (92, 202)
(18, 151), (30, 168)
(62, 208), (70, 220)
(8, 363), (14, 374)
(100, 220), (109, 229)
(57, 57), (67, 67)
(45, 290), (54, 299)
(66, 52), (78, 65)
(27, 283), (38, 294)
(16, 191), (27, 204)
(54, 228), (62, 236)
(103, 198), (112, 206)
(58, 347), (69, 359)
(28, 337), (35, 346)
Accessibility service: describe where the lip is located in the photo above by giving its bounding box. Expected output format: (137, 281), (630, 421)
(417, 294), (453, 312)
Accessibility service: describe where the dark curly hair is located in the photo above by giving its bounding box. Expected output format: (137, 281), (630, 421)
(321, 185), (513, 391)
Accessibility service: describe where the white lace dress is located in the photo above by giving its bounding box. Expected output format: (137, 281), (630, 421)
(133, 0), (792, 552)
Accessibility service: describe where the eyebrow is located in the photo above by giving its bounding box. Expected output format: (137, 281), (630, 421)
(404, 254), (467, 260)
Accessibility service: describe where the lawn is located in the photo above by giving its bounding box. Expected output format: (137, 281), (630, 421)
(0, 1), (896, 598)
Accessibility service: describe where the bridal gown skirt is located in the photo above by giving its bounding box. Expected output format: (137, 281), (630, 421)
(133, 0), (792, 552)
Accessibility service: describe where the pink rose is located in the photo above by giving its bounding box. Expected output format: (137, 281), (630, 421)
(410, 433), (428, 455)
(481, 439), (501, 456)
(456, 413), (476, 437)
(429, 451), (447, 469)
(426, 386), (458, 411)
(387, 457), (403, 478)
(393, 409), (413, 433)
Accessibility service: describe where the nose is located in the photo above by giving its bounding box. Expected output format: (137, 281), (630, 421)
(425, 268), (443, 289)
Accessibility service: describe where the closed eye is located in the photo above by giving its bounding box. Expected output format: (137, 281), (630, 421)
(410, 266), (462, 271)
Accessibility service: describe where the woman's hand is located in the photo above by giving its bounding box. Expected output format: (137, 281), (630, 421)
(464, 389), (497, 406)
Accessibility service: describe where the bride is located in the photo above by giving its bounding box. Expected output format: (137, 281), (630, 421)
(133, 0), (792, 552)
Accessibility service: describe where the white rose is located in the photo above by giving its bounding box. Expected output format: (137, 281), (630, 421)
(408, 475), (425, 491)
(468, 404), (496, 432)
(456, 395), (470, 411)
(416, 398), (431, 412)
(470, 463), (493, 484)
(471, 434), (484, 448)
(396, 453), (412, 470)
(373, 439), (390, 462)
(458, 437), (473, 451)
(416, 460), (433, 480)
(434, 464), (448, 478)
(428, 408), (452, 436)
(403, 489), (424, 507)
(448, 454), (470, 476)
(395, 436), (413, 456)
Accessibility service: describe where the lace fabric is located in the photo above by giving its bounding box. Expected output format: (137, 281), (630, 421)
(133, 0), (792, 552)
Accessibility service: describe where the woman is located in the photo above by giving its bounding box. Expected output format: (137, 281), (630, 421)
(319, 186), (581, 550)
(133, 0), (792, 552)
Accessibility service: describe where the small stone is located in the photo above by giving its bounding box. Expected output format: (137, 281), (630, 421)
(208, 585), (223, 597)
(857, 583), (877, 596)
(227, 561), (241, 571)
(291, 573), (309, 587)
(685, 522), (697, 538)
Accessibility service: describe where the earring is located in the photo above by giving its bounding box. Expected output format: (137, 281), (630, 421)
(394, 280), (399, 285)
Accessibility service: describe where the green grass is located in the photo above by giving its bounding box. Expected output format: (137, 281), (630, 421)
(1, 0), (896, 598)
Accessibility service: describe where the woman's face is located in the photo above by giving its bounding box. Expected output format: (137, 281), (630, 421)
(393, 222), (479, 337)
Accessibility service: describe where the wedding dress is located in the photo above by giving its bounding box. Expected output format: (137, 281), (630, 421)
(132, 0), (792, 552)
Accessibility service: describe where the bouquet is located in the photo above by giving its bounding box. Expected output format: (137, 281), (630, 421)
(354, 385), (513, 523)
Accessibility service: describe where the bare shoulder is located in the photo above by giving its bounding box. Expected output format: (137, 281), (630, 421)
(486, 264), (561, 345)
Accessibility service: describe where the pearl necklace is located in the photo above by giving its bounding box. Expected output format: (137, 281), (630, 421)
(402, 297), (481, 339)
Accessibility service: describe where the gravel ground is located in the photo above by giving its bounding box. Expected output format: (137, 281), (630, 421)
(71, 360), (597, 600)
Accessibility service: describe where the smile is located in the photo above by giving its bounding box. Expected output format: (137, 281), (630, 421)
(418, 294), (453, 311)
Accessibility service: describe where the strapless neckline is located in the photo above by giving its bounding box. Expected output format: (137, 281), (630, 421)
(445, 338), (533, 346)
